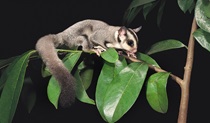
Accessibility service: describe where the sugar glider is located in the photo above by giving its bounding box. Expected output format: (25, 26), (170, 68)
(35, 19), (141, 107)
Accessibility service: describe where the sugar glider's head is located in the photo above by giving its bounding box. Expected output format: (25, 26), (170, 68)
(113, 26), (141, 57)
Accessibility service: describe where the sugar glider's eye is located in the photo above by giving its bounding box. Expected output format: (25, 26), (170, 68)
(127, 40), (134, 47)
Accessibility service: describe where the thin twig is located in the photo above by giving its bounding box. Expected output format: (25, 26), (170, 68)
(120, 54), (183, 85)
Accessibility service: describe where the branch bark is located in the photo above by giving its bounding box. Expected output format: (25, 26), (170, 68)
(177, 17), (197, 123)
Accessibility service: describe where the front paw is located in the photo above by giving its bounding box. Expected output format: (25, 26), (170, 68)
(93, 46), (106, 52)
(90, 46), (106, 56)
(126, 51), (137, 58)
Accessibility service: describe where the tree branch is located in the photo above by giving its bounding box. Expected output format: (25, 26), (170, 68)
(177, 16), (197, 123)
(121, 54), (183, 85)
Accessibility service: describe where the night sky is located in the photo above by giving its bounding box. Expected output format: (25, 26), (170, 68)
(0, 1), (210, 123)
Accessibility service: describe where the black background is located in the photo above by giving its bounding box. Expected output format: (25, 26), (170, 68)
(0, 1), (209, 123)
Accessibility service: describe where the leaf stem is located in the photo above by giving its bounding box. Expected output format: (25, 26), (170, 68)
(56, 49), (83, 53)
(120, 54), (183, 85)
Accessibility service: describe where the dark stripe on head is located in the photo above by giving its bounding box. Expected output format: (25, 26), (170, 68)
(117, 36), (121, 43)
(128, 29), (138, 42)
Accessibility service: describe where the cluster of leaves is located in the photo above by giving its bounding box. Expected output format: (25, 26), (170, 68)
(0, 39), (186, 123)
(194, 0), (210, 52)
(124, 0), (210, 52)
(123, 0), (195, 26)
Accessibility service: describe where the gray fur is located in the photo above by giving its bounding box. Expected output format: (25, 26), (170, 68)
(35, 19), (140, 107)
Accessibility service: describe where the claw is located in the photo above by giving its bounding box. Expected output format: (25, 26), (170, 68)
(93, 46), (106, 52)
(91, 46), (106, 56)
(126, 51), (137, 58)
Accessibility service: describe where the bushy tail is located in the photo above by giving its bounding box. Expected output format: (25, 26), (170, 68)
(35, 34), (76, 107)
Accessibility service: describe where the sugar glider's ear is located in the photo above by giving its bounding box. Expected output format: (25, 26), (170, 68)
(118, 26), (128, 41)
(118, 26), (127, 36)
(133, 26), (142, 33)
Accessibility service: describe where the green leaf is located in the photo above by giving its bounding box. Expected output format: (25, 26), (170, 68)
(145, 39), (187, 55)
(136, 52), (160, 68)
(143, 1), (158, 20)
(80, 68), (93, 90)
(146, 72), (170, 113)
(101, 48), (119, 63)
(157, 0), (166, 28)
(62, 52), (82, 70)
(47, 77), (61, 109)
(0, 56), (17, 69)
(203, 1), (210, 18)
(123, 6), (142, 26)
(41, 64), (51, 78)
(195, 0), (210, 33)
(114, 57), (127, 75)
(77, 60), (94, 90)
(74, 64), (95, 105)
(47, 52), (82, 109)
(102, 62), (148, 122)
(96, 62), (115, 121)
(193, 28), (210, 52)
(128, 0), (156, 9)
(20, 77), (36, 113)
(0, 50), (35, 123)
(96, 58), (127, 121)
(0, 63), (15, 90)
(123, 0), (156, 25)
(188, 1), (196, 13)
(178, 0), (194, 13)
